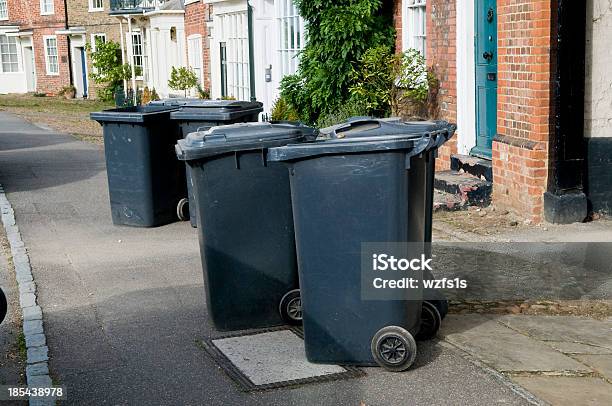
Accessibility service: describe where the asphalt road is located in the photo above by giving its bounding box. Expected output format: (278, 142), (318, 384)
(0, 112), (529, 405)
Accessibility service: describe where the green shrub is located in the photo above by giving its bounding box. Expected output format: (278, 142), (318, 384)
(316, 97), (369, 129)
(270, 97), (300, 122)
(280, 0), (394, 124)
(86, 40), (132, 102)
(196, 84), (210, 99)
(350, 46), (432, 118)
(168, 67), (198, 97)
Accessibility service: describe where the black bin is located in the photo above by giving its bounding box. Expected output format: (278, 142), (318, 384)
(152, 99), (263, 227)
(268, 118), (455, 371)
(175, 123), (316, 331)
(91, 105), (184, 227)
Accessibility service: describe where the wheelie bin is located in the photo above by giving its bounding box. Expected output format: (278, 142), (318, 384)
(150, 99), (263, 226)
(175, 122), (317, 331)
(268, 118), (456, 371)
(91, 105), (184, 227)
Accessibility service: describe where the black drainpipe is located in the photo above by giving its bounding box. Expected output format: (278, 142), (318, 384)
(247, 1), (256, 102)
(543, 0), (588, 224)
(64, 0), (74, 87)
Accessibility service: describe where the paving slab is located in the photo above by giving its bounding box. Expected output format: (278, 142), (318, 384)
(497, 315), (612, 351)
(574, 354), (612, 381)
(545, 341), (612, 355)
(512, 377), (612, 406)
(212, 330), (348, 386)
(441, 315), (592, 374)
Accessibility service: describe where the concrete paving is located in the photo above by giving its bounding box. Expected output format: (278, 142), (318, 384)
(0, 112), (530, 405)
(441, 315), (593, 374)
(512, 377), (610, 406)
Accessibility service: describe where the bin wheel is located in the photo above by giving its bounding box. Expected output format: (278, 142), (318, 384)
(177, 198), (190, 221)
(0, 287), (7, 325)
(415, 301), (442, 341)
(279, 289), (302, 325)
(429, 298), (449, 320)
(371, 326), (417, 372)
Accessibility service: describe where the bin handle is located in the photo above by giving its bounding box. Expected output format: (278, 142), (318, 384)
(329, 118), (386, 139)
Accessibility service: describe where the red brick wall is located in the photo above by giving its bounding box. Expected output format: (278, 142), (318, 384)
(185, 1), (211, 93)
(394, 0), (457, 171)
(493, 0), (552, 223)
(33, 30), (71, 95)
(3, 0), (71, 95)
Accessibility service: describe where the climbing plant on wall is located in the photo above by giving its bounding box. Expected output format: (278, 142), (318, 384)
(279, 0), (395, 125)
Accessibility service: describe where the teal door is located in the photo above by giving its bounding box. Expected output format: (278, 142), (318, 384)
(472, 0), (498, 159)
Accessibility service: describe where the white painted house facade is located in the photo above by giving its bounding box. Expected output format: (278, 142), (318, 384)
(205, 0), (304, 115)
(111, 0), (188, 98)
(0, 26), (35, 94)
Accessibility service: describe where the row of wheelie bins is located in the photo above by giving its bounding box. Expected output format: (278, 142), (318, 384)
(92, 103), (456, 372)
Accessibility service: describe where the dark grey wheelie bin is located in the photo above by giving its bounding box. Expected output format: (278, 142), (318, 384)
(91, 105), (184, 227)
(151, 99), (263, 226)
(268, 118), (455, 371)
(175, 123), (316, 331)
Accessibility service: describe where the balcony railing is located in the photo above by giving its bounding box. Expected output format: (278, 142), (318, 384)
(110, 0), (170, 14)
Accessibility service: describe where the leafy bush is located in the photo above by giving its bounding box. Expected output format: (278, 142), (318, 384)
(168, 67), (198, 97)
(141, 87), (152, 105)
(196, 84), (210, 99)
(86, 40), (132, 102)
(271, 97), (300, 121)
(281, 0), (394, 124)
(316, 97), (369, 129)
(350, 46), (432, 118)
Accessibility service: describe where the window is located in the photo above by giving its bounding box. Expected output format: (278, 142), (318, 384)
(131, 32), (143, 78)
(89, 0), (104, 11)
(187, 35), (203, 86)
(0, 0), (8, 20)
(218, 12), (249, 100)
(276, 0), (305, 77)
(0, 35), (18, 72)
(40, 0), (54, 15)
(44, 36), (59, 75)
(404, 0), (426, 57)
(90, 33), (107, 52)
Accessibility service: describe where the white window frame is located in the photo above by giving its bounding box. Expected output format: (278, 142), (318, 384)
(402, 0), (427, 58)
(40, 0), (55, 16)
(43, 35), (59, 75)
(90, 33), (107, 52)
(276, 0), (305, 78)
(0, 0), (9, 21)
(218, 11), (250, 101)
(130, 31), (144, 80)
(89, 0), (104, 12)
(0, 34), (19, 73)
(187, 34), (203, 87)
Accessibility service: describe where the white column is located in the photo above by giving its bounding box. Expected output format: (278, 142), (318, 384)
(127, 17), (137, 104)
(119, 19), (127, 94)
(456, 0), (477, 155)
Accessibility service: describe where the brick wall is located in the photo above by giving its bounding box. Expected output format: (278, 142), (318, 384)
(67, 0), (122, 99)
(33, 29), (71, 95)
(493, 0), (553, 223)
(394, 0), (457, 171)
(185, 1), (211, 92)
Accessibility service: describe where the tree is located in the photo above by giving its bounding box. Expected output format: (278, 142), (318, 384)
(168, 67), (198, 97)
(86, 40), (132, 102)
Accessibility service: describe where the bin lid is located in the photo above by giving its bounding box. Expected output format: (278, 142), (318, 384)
(90, 105), (179, 124)
(176, 122), (317, 161)
(150, 99), (264, 121)
(320, 117), (454, 139)
(268, 118), (456, 162)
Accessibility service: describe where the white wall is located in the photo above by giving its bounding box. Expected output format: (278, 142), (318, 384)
(148, 13), (187, 97)
(0, 32), (28, 94)
(585, 0), (612, 138)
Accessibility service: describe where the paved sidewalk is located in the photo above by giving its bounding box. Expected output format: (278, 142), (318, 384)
(441, 314), (612, 405)
(0, 112), (532, 405)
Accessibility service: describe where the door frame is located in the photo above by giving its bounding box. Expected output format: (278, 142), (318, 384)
(471, 0), (498, 159)
(23, 44), (37, 92)
(456, 0), (477, 156)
